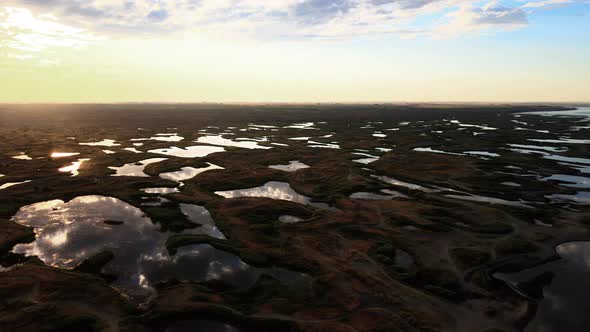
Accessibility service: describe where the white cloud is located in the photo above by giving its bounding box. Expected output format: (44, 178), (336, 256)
(522, 0), (572, 9)
(0, 0), (578, 44)
(435, 1), (529, 38)
(0, 6), (101, 53)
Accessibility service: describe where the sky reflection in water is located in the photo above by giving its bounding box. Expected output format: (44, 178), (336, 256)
(495, 242), (590, 332)
(215, 181), (331, 210)
(10, 196), (307, 302)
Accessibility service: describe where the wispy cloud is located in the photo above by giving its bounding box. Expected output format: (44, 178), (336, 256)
(0, 0), (580, 43)
(0, 7), (97, 52)
(521, 0), (573, 9)
(435, 1), (529, 37)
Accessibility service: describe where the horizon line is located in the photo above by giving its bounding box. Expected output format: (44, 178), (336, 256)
(1, 101), (589, 106)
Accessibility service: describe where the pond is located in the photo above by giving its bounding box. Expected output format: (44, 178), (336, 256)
(10, 196), (309, 303)
(109, 158), (167, 177)
(148, 146), (225, 158)
(159, 163), (224, 182)
(494, 242), (590, 332)
(215, 181), (331, 210)
(268, 160), (310, 172)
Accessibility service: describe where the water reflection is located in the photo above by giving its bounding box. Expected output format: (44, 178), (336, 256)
(124, 147), (143, 154)
(284, 122), (316, 130)
(413, 147), (463, 156)
(51, 152), (80, 158)
(529, 138), (590, 144)
(148, 146), (225, 158)
(132, 134), (184, 142)
(268, 160), (310, 172)
(141, 187), (179, 194)
(196, 135), (271, 150)
(160, 163), (224, 182)
(372, 175), (440, 193)
(58, 158), (90, 177)
(278, 215), (304, 224)
(350, 190), (408, 200)
(79, 139), (121, 147)
(10, 196), (308, 302)
(307, 141), (340, 149)
(464, 151), (499, 158)
(215, 181), (331, 209)
(109, 158), (167, 177)
(444, 194), (532, 209)
(545, 175), (590, 189)
(448, 120), (497, 130)
(0, 180), (32, 191)
(352, 152), (380, 164)
(12, 153), (32, 160)
(494, 241), (590, 332)
(180, 204), (226, 239)
(507, 144), (568, 153)
(546, 192), (590, 205)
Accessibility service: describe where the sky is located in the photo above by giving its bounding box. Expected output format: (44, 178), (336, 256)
(0, 0), (588, 103)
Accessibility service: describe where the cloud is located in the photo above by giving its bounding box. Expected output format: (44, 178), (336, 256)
(0, 0), (578, 42)
(147, 9), (169, 23)
(293, 0), (355, 24)
(521, 0), (572, 9)
(0, 6), (100, 53)
(435, 1), (529, 37)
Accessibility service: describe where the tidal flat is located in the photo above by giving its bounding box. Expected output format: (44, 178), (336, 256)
(1, 103), (589, 332)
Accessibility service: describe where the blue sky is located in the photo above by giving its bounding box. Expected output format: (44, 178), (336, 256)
(0, 0), (588, 102)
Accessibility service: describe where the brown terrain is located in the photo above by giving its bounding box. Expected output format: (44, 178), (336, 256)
(0, 104), (588, 332)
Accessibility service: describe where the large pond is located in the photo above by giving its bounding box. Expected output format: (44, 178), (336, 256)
(10, 196), (309, 303)
(494, 242), (590, 332)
